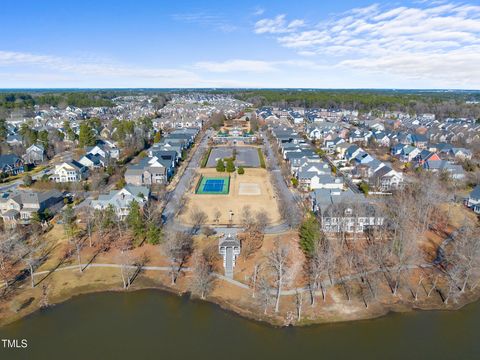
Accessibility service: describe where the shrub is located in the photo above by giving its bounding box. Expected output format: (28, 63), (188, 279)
(216, 159), (225, 172)
(257, 148), (266, 168)
(23, 175), (33, 187)
(226, 158), (235, 173)
(359, 181), (369, 194)
(237, 166), (245, 175)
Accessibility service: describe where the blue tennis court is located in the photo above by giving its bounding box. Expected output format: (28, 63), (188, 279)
(204, 179), (224, 192)
(196, 176), (230, 194)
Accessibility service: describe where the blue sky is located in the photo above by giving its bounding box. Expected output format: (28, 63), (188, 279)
(1, 0), (479, 88)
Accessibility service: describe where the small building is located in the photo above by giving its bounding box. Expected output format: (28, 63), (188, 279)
(218, 234), (241, 279)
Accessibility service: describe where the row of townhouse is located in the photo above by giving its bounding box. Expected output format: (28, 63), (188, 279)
(269, 125), (384, 234)
(391, 143), (466, 180)
(338, 144), (404, 192)
(124, 128), (199, 186)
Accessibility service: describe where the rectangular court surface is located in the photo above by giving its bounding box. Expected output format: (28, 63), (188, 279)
(196, 176), (230, 194)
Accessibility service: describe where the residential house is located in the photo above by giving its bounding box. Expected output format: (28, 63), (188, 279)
(370, 166), (404, 191)
(407, 134), (428, 149)
(6, 134), (23, 146)
(0, 190), (64, 227)
(91, 185), (150, 219)
(310, 188), (384, 233)
(465, 185), (480, 214)
(79, 153), (105, 169)
(0, 154), (25, 176)
(124, 157), (169, 186)
(423, 160), (465, 180)
(23, 144), (45, 164)
(50, 160), (89, 182)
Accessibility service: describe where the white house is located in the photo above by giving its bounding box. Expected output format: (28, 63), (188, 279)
(50, 161), (89, 183)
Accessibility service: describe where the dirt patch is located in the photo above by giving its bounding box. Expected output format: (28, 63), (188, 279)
(181, 168), (282, 226)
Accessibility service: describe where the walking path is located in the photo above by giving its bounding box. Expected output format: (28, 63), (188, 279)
(18, 261), (431, 297)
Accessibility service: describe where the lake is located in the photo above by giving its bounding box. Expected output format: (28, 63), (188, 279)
(0, 289), (478, 360)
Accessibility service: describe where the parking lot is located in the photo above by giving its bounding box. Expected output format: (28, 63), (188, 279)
(206, 146), (260, 168)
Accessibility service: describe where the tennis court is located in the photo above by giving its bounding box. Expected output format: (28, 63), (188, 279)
(196, 176), (230, 194)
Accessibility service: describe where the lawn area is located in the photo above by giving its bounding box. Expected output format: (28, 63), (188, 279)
(257, 148), (266, 168)
(0, 165), (47, 184)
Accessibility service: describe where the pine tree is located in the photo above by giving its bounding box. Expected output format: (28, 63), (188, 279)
(126, 200), (145, 243)
(299, 216), (321, 255)
(78, 123), (96, 147)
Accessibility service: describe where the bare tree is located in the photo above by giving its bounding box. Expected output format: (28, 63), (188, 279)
(19, 232), (45, 288)
(189, 206), (208, 234)
(448, 224), (480, 292)
(0, 231), (22, 289)
(254, 209), (270, 233)
(251, 263), (262, 298)
(69, 235), (85, 273)
(256, 274), (272, 314)
(306, 239), (333, 305)
(294, 289), (304, 322)
(190, 253), (215, 299)
(163, 231), (193, 285)
(267, 239), (291, 313)
(213, 208), (221, 225)
(240, 205), (253, 229)
(118, 251), (136, 289)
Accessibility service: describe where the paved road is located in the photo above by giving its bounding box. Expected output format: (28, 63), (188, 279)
(162, 130), (211, 222)
(261, 130), (303, 230)
(0, 167), (51, 193)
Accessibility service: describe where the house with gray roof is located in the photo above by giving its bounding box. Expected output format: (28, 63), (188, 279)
(0, 154), (25, 176)
(23, 144), (45, 164)
(124, 156), (170, 186)
(91, 185), (150, 219)
(423, 160), (465, 180)
(0, 190), (64, 227)
(310, 188), (384, 233)
(465, 185), (480, 214)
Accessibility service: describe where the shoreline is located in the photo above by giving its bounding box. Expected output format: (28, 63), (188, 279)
(2, 269), (479, 329)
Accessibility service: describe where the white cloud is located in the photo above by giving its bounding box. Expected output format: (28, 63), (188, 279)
(253, 7), (265, 16)
(171, 13), (237, 32)
(0, 50), (202, 86)
(254, 2), (480, 87)
(254, 14), (305, 34)
(195, 59), (278, 73)
(194, 58), (328, 73)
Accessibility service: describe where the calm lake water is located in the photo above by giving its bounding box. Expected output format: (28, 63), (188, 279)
(0, 289), (478, 360)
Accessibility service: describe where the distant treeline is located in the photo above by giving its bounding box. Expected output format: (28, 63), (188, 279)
(233, 90), (480, 119)
(0, 92), (116, 109)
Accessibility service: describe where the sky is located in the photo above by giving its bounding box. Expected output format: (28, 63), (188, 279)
(1, 0), (480, 89)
